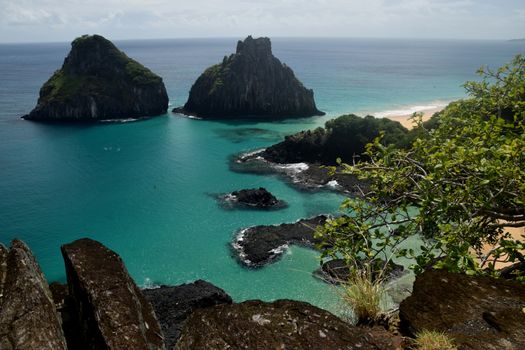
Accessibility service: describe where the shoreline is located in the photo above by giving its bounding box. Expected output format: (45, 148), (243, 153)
(381, 106), (445, 129)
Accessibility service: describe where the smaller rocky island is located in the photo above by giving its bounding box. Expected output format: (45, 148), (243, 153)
(232, 215), (329, 267)
(173, 36), (324, 119)
(218, 187), (286, 210)
(24, 35), (169, 122)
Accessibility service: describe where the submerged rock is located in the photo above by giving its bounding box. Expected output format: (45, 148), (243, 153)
(399, 269), (525, 350)
(219, 187), (286, 210)
(24, 34), (168, 121)
(0, 240), (67, 350)
(314, 258), (405, 285)
(61, 238), (165, 350)
(174, 36), (324, 119)
(232, 215), (329, 267)
(143, 280), (232, 349)
(176, 299), (398, 350)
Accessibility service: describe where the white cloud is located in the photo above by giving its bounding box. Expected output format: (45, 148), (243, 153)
(0, 0), (523, 42)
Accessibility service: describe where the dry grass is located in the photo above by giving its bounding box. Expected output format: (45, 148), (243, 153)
(413, 330), (457, 350)
(340, 267), (386, 324)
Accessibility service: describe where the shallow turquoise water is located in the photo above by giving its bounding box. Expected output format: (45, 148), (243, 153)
(0, 38), (523, 313)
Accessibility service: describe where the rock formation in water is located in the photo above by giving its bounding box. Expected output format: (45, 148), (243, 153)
(176, 299), (400, 349)
(143, 280), (232, 349)
(0, 240), (68, 350)
(24, 35), (169, 121)
(61, 238), (165, 350)
(399, 269), (525, 349)
(314, 258), (404, 285)
(232, 215), (329, 267)
(220, 187), (286, 210)
(174, 36), (324, 119)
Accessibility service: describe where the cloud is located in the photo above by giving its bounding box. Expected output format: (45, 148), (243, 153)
(0, 0), (523, 42)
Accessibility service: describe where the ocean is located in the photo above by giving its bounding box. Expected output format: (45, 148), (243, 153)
(0, 37), (523, 313)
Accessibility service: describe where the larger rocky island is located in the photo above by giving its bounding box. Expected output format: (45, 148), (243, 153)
(23, 35), (169, 122)
(173, 36), (324, 119)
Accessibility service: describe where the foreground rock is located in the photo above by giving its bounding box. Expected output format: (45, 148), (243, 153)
(143, 280), (232, 349)
(400, 269), (525, 349)
(174, 36), (324, 119)
(219, 187), (286, 210)
(61, 238), (165, 350)
(232, 150), (367, 195)
(314, 259), (405, 285)
(232, 215), (328, 267)
(0, 240), (67, 350)
(176, 299), (398, 350)
(24, 34), (168, 121)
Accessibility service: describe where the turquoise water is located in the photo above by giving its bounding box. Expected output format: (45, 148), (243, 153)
(0, 38), (523, 313)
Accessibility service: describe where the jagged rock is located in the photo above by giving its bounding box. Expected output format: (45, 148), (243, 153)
(143, 280), (232, 349)
(24, 34), (168, 121)
(174, 36), (324, 119)
(0, 240), (67, 350)
(314, 259), (405, 285)
(399, 269), (525, 350)
(176, 299), (399, 350)
(219, 187), (286, 210)
(61, 238), (165, 350)
(232, 215), (328, 267)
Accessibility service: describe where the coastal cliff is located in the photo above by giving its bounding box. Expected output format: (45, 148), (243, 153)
(24, 35), (169, 121)
(174, 36), (324, 118)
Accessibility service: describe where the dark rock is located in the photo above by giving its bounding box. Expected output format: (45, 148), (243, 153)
(262, 114), (409, 165)
(399, 269), (525, 350)
(314, 259), (405, 285)
(61, 238), (165, 350)
(175, 36), (324, 119)
(0, 240), (67, 350)
(176, 299), (399, 350)
(220, 187), (286, 210)
(143, 280), (232, 349)
(231, 149), (368, 195)
(49, 281), (69, 308)
(24, 34), (168, 121)
(232, 215), (329, 267)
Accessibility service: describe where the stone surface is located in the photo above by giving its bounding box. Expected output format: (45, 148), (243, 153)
(24, 34), (168, 121)
(143, 280), (232, 349)
(176, 299), (398, 350)
(221, 187), (286, 209)
(232, 215), (329, 267)
(0, 240), (67, 350)
(175, 36), (324, 119)
(399, 269), (525, 350)
(61, 238), (165, 350)
(314, 259), (405, 285)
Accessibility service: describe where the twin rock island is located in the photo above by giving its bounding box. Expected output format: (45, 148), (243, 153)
(23, 34), (324, 121)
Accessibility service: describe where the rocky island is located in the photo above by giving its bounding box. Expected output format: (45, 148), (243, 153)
(173, 36), (324, 119)
(23, 35), (169, 122)
(218, 187), (286, 210)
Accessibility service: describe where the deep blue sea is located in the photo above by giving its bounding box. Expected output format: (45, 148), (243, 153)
(0, 38), (523, 313)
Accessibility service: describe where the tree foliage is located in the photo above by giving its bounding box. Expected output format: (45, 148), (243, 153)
(317, 55), (525, 279)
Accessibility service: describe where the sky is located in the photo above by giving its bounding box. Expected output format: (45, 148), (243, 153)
(0, 0), (524, 43)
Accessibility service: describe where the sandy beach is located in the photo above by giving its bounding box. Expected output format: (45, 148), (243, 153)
(383, 106), (445, 129)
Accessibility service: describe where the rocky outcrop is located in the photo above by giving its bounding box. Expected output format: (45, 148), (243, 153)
(174, 36), (324, 119)
(61, 238), (165, 350)
(232, 215), (329, 267)
(263, 114), (409, 165)
(176, 299), (399, 350)
(143, 280), (232, 349)
(24, 34), (168, 121)
(314, 259), (404, 285)
(399, 269), (525, 350)
(0, 240), (67, 350)
(219, 187), (286, 210)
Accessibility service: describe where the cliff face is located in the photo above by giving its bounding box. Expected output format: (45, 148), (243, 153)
(24, 35), (169, 121)
(177, 36), (324, 118)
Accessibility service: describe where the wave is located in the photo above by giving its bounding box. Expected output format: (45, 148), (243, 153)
(372, 100), (451, 118)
